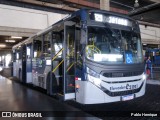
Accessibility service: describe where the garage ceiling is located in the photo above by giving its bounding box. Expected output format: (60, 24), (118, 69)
(111, 0), (160, 25)
(1, 0), (159, 24)
(0, 0), (159, 52)
(129, 3), (160, 25)
(0, 35), (27, 51)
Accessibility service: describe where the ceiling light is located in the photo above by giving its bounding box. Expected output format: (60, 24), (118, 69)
(11, 36), (22, 39)
(5, 40), (15, 43)
(0, 44), (6, 47)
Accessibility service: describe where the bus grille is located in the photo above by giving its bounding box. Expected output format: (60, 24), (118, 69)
(103, 71), (143, 78)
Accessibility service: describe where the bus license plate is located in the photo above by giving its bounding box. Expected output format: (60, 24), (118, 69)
(122, 94), (134, 101)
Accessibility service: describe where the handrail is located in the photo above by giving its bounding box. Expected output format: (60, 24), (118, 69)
(66, 50), (74, 58)
(52, 48), (64, 61)
(67, 62), (75, 72)
(52, 49), (74, 73)
(86, 45), (101, 57)
(86, 45), (101, 54)
(52, 60), (64, 73)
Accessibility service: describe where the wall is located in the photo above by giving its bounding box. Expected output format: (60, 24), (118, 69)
(140, 25), (160, 44)
(0, 4), (67, 37)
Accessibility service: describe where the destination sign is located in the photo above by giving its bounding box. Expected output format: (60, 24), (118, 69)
(93, 13), (132, 27)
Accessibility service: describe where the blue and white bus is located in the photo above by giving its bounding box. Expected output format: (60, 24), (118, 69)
(12, 9), (146, 104)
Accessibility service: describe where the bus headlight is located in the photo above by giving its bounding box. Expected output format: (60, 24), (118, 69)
(87, 67), (100, 78)
(142, 73), (146, 80)
(87, 67), (101, 87)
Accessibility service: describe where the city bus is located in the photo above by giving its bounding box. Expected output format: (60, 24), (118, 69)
(12, 9), (146, 104)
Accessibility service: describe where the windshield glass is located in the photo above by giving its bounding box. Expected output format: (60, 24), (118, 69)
(86, 26), (143, 64)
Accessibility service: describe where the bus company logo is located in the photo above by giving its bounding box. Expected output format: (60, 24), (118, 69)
(2, 112), (11, 117)
(110, 84), (138, 91)
(126, 84), (138, 90)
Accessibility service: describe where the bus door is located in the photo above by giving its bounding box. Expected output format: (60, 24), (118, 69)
(22, 45), (26, 83)
(63, 21), (76, 100)
(51, 31), (63, 95)
(12, 50), (17, 77)
(26, 43), (32, 83)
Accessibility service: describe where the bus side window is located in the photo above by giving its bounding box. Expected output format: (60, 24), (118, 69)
(33, 36), (42, 58)
(43, 32), (51, 57)
(52, 33), (63, 58)
(26, 45), (31, 59)
(13, 50), (17, 61)
(15, 49), (21, 60)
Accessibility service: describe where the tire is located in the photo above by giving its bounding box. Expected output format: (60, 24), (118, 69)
(47, 72), (57, 95)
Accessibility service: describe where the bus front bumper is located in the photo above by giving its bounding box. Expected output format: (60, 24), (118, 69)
(75, 75), (146, 104)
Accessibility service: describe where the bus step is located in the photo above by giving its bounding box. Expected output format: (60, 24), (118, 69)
(55, 75), (63, 78)
(57, 93), (64, 101)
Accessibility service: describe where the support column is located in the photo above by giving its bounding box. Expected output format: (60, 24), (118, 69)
(100, 0), (110, 11)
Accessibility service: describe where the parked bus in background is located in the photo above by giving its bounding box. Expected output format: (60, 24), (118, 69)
(12, 9), (146, 104)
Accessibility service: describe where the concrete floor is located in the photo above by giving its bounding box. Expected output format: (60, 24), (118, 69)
(1, 74), (160, 120)
(0, 76), (97, 120)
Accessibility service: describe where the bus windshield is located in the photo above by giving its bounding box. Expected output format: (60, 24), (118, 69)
(86, 26), (143, 64)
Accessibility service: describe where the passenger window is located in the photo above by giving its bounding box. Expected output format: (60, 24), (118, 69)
(13, 49), (17, 61)
(33, 36), (42, 58)
(52, 33), (63, 58)
(43, 32), (51, 57)
(26, 45), (31, 59)
(16, 49), (21, 60)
